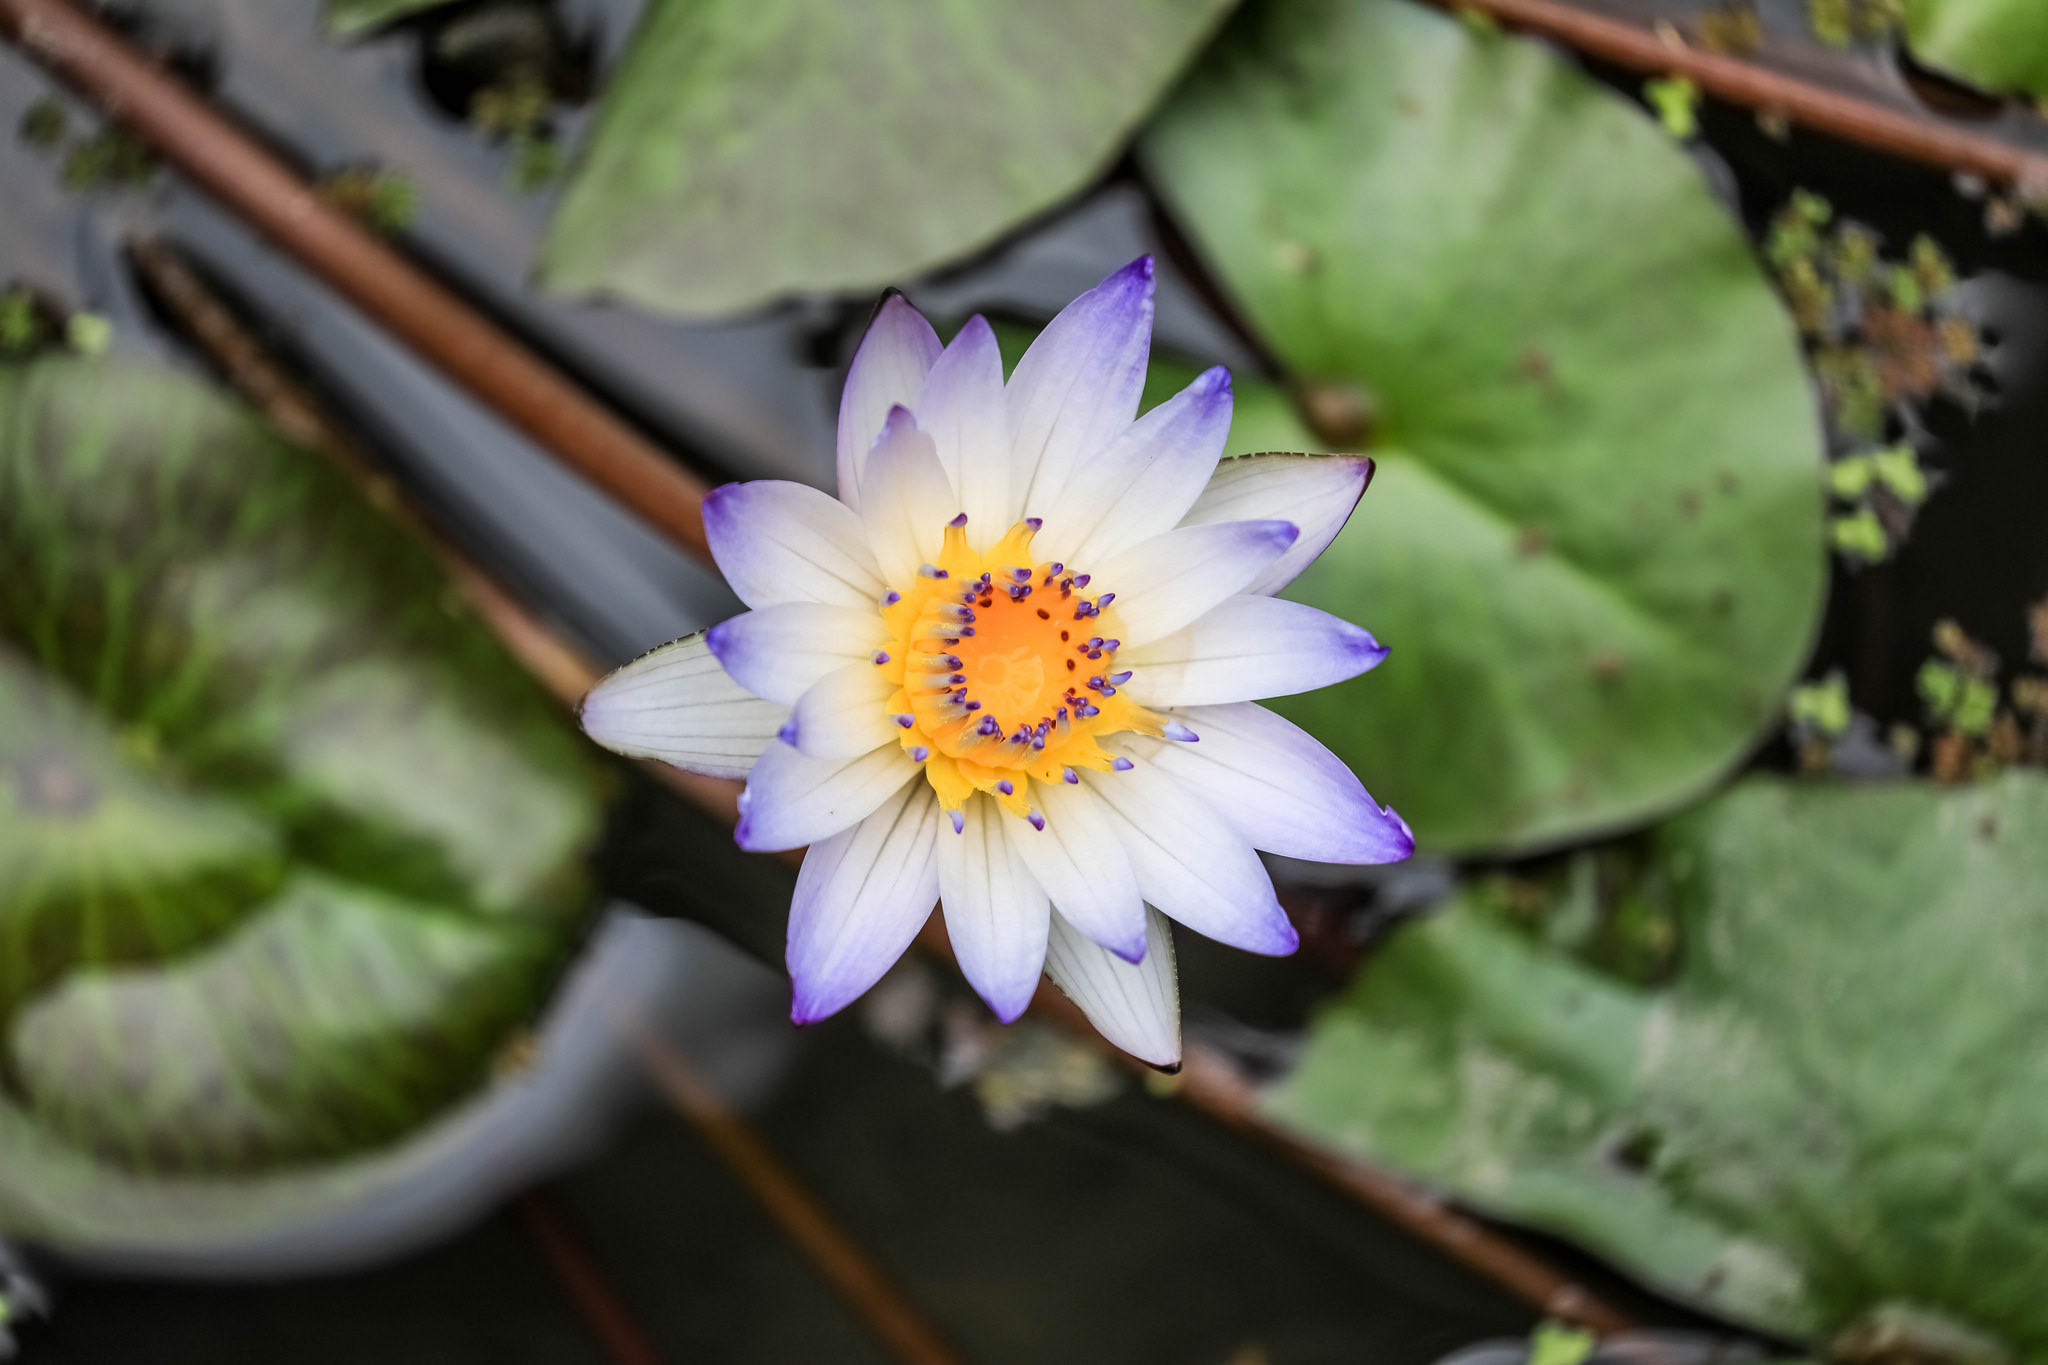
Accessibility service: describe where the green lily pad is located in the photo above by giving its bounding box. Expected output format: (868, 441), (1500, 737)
(1266, 774), (2048, 1354)
(540, 0), (1234, 318)
(1904, 0), (2048, 98)
(1138, 0), (1825, 854)
(0, 359), (603, 1235)
(325, 0), (456, 37)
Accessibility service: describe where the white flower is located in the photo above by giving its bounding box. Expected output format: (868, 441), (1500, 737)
(580, 258), (1410, 1067)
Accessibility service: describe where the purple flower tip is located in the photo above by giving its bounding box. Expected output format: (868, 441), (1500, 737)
(1027, 810), (1046, 831)
(1112, 757), (1134, 771)
(910, 745), (930, 762)
(895, 713), (915, 728)
(777, 719), (799, 746)
(873, 650), (891, 665)
(1024, 517), (1043, 532)
(882, 590), (901, 607)
(996, 780), (1014, 795)
(949, 810), (966, 834)
(949, 511), (969, 527)
(1162, 721), (1199, 743)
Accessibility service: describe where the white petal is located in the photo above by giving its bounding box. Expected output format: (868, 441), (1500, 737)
(579, 631), (788, 778)
(787, 783), (941, 1023)
(1009, 257), (1155, 514)
(1091, 520), (1298, 648)
(735, 738), (918, 852)
(1180, 454), (1373, 596)
(704, 480), (888, 611)
(1121, 703), (1413, 865)
(1043, 906), (1180, 1069)
(1087, 762), (1297, 956)
(837, 295), (942, 510)
(915, 315), (1013, 544)
(1036, 365), (1232, 570)
(705, 602), (886, 705)
(1122, 595), (1387, 707)
(937, 795), (1051, 1023)
(859, 407), (956, 586)
(784, 663), (903, 760)
(1002, 778), (1146, 962)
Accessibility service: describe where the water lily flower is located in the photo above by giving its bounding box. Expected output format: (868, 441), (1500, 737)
(580, 258), (1410, 1067)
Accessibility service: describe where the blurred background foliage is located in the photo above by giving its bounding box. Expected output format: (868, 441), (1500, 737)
(3, 0), (2048, 1360)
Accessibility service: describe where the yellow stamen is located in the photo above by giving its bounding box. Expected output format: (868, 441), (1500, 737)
(876, 518), (1162, 820)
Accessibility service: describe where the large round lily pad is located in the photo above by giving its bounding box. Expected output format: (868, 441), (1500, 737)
(0, 360), (603, 1240)
(1267, 774), (2048, 1355)
(1904, 0), (2048, 98)
(540, 0), (1234, 317)
(1139, 0), (1826, 854)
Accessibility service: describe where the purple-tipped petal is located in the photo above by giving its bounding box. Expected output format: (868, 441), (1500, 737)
(1090, 519), (1299, 647)
(705, 480), (888, 611)
(783, 663), (901, 760)
(578, 630), (789, 778)
(1087, 759), (1297, 957)
(704, 601), (887, 705)
(788, 783), (942, 1024)
(1009, 256), (1156, 513)
(1124, 703), (1413, 865)
(1002, 778), (1147, 963)
(916, 315), (1013, 542)
(1036, 365), (1232, 569)
(1181, 454), (1374, 596)
(736, 739), (919, 852)
(938, 797), (1052, 1023)
(1042, 907), (1180, 1068)
(837, 295), (941, 509)
(1122, 595), (1386, 707)
(858, 406), (955, 586)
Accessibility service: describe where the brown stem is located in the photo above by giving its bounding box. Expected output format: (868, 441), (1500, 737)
(916, 919), (1635, 1335)
(627, 1023), (968, 1365)
(0, 0), (713, 560)
(126, 236), (746, 824)
(514, 1191), (669, 1365)
(1430, 0), (2048, 187)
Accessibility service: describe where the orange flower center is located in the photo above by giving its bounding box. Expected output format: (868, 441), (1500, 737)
(875, 519), (1163, 822)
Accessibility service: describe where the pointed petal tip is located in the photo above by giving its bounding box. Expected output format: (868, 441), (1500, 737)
(1149, 1058), (1183, 1076)
(877, 403), (919, 441)
(1112, 254), (1156, 286)
(988, 992), (1033, 1026)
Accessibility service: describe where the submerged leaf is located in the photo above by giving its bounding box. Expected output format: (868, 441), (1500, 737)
(1267, 775), (2048, 1354)
(0, 361), (603, 1239)
(540, 0), (1233, 317)
(1140, 0), (1825, 853)
(325, 0), (457, 37)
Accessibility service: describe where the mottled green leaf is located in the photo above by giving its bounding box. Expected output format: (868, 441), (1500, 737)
(1267, 775), (2048, 1354)
(541, 0), (1235, 317)
(1139, 0), (1825, 854)
(1904, 0), (2048, 97)
(0, 360), (603, 1237)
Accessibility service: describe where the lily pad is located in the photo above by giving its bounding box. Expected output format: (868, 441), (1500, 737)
(1138, 0), (1825, 854)
(1266, 774), (2048, 1355)
(540, 0), (1234, 317)
(0, 360), (603, 1235)
(1904, 0), (2048, 98)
